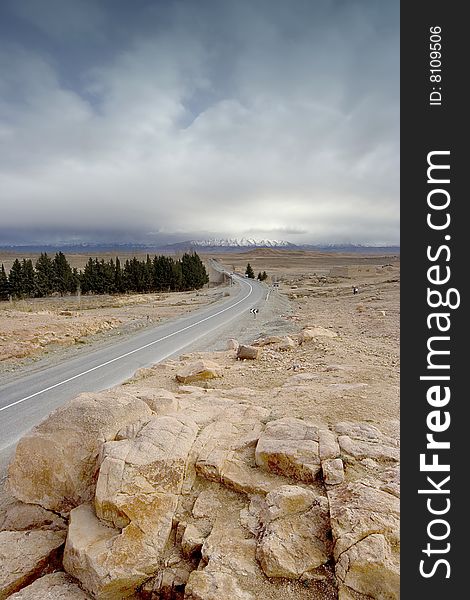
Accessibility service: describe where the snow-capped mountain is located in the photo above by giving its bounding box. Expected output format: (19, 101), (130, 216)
(189, 238), (295, 248)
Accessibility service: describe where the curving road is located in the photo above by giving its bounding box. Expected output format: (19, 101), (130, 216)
(0, 272), (265, 458)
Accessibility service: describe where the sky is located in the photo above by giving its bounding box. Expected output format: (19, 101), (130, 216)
(0, 0), (399, 246)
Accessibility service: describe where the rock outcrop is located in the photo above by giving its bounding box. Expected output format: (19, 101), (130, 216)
(255, 417), (321, 482)
(256, 485), (332, 579)
(4, 378), (399, 600)
(8, 391), (153, 513)
(0, 530), (66, 599)
(7, 572), (92, 599)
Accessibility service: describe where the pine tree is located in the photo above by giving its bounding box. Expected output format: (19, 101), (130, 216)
(181, 253), (209, 290)
(114, 257), (124, 293)
(35, 253), (55, 297)
(8, 259), (24, 297)
(0, 264), (10, 301)
(245, 263), (255, 279)
(80, 258), (96, 294)
(21, 259), (36, 297)
(144, 254), (153, 292)
(53, 252), (74, 295)
(261, 271), (268, 281)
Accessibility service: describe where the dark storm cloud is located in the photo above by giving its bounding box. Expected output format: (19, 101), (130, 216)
(0, 0), (399, 245)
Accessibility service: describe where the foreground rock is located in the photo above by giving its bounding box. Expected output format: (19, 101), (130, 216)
(4, 371), (399, 600)
(0, 499), (66, 532)
(176, 360), (224, 384)
(0, 530), (66, 599)
(256, 486), (332, 579)
(255, 417), (321, 482)
(8, 391), (152, 513)
(328, 482), (400, 599)
(65, 415), (198, 599)
(336, 533), (399, 600)
(7, 572), (92, 599)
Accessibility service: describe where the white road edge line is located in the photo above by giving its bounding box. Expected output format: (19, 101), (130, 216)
(0, 278), (253, 413)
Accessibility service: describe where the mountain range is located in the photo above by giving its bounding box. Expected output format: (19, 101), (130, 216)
(0, 238), (400, 254)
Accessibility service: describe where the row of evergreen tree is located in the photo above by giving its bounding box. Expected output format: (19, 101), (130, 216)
(0, 252), (209, 300)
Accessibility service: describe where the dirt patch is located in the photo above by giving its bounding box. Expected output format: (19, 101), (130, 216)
(0, 287), (226, 373)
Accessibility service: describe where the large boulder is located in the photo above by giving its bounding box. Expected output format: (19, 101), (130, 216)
(95, 415), (198, 527)
(8, 391), (153, 513)
(255, 418), (321, 482)
(0, 530), (66, 599)
(256, 486), (332, 579)
(63, 501), (176, 600)
(336, 534), (399, 600)
(175, 360), (223, 384)
(328, 482), (400, 560)
(7, 572), (92, 599)
(65, 415), (198, 599)
(328, 482), (400, 599)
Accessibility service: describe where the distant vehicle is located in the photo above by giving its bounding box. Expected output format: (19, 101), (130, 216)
(272, 281), (280, 287)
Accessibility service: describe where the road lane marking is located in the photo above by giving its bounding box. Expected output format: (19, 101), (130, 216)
(0, 279), (254, 413)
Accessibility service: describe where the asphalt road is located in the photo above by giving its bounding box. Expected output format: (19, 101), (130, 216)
(0, 274), (265, 460)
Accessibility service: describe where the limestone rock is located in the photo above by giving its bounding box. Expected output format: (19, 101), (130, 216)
(336, 534), (399, 600)
(182, 523), (205, 558)
(328, 482), (400, 560)
(0, 530), (66, 599)
(322, 458), (345, 485)
(185, 571), (254, 600)
(114, 418), (150, 441)
(255, 418), (321, 482)
(236, 345), (261, 360)
(199, 516), (258, 582)
(64, 502), (176, 599)
(175, 360), (223, 384)
(299, 326), (337, 344)
(192, 491), (221, 520)
(221, 458), (288, 496)
(8, 391), (152, 513)
(65, 415), (198, 598)
(7, 572), (92, 599)
(335, 422), (383, 442)
(0, 499), (66, 532)
(128, 387), (178, 414)
(141, 562), (193, 600)
(338, 435), (399, 463)
(319, 429), (341, 461)
(95, 415), (198, 527)
(256, 486), (332, 579)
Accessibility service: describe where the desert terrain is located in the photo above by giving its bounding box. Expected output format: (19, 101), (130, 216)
(0, 250), (400, 599)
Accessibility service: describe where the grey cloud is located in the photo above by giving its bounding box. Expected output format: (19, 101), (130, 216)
(0, 0), (399, 245)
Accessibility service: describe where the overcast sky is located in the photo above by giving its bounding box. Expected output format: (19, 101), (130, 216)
(0, 0), (399, 246)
